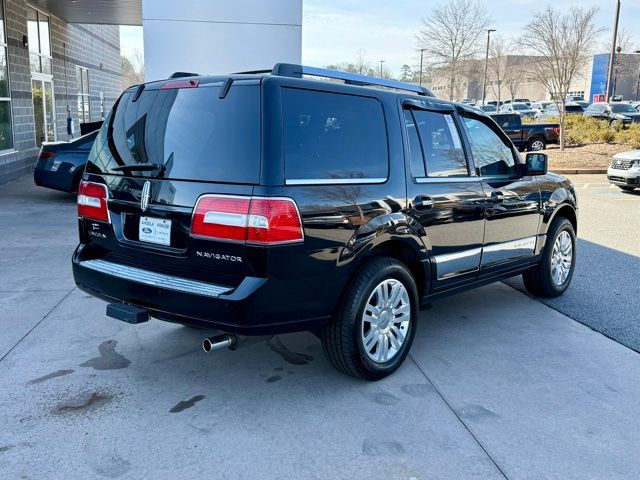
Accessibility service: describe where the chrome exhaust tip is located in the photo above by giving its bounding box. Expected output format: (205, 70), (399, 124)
(202, 334), (235, 353)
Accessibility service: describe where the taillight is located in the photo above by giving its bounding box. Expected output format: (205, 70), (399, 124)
(553, 127), (561, 136)
(77, 181), (110, 222)
(191, 195), (303, 245)
(192, 196), (250, 241)
(38, 150), (56, 159)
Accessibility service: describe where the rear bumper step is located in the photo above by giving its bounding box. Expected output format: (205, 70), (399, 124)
(79, 259), (232, 298)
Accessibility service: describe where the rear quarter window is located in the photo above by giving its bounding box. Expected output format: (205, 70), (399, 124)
(282, 88), (388, 182)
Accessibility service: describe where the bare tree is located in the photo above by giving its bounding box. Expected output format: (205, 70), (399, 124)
(354, 49), (372, 75)
(121, 49), (144, 90)
(487, 36), (513, 109)
(416, 0), (491, 100)
(503, 63), (521, 103)
(518, 6), (601, 150)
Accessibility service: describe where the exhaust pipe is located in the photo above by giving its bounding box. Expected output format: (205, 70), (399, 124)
(202, 334), (273, 353)
(202, 334), (236, 353)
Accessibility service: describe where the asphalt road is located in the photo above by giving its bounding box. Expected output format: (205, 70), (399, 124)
(1, 174), (640, 479)
(506, 174), (640, 351)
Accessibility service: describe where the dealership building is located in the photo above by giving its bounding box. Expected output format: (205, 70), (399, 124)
(0, 0), (123, 185)
(0, 0), (302, 185)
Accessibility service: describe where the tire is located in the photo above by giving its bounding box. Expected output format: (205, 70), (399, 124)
(527, 137), (546, 151)
(321, 257), (418, 381)
(523, 217), (576, 298)
(619, 186), (636, 192)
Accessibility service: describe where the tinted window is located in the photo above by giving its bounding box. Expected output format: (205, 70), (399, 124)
(282, 88), (388, 181)
(611, 104), (637, 113)
(512, 104), (528, 111)
(565, 105), (583, 113)
(86, 84), (260, 183)
(494, 114), (519, 129)
(412, 109), (467, 177)
(462, 117), (517, 176)
(403, 109), (425, 177)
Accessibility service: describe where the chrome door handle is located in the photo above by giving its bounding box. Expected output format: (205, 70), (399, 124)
(414, 195), (434, 209)
(491, 191), (505, 203)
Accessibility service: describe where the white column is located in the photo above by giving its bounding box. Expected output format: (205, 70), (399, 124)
(142, 0), (302, 81)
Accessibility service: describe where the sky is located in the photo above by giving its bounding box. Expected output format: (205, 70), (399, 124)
(120, 0), (640, 76)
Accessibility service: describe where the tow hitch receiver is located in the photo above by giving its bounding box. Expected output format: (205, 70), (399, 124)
(106, 303), (149, 324)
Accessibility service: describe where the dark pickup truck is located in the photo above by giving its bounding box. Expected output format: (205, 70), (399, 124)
(489, 113), (559, 152)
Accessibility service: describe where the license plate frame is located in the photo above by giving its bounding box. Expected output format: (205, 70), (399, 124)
(139, 216), (172, 246)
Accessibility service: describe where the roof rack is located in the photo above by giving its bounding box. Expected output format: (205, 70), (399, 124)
(271, 63), (434, 97)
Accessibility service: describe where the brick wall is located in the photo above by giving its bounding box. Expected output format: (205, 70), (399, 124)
(0, 0), (121, 185)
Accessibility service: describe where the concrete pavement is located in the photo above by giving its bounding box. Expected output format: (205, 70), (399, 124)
(1, 175), (640, 479)
(506, 174), (640, 351)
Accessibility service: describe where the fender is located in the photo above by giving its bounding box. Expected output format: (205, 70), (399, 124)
(537, 174), (578, 237)
(339, 211), (431, 296)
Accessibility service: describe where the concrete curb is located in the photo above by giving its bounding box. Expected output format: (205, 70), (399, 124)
(550, 169), (607, 174)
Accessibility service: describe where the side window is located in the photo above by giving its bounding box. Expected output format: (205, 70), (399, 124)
(412, 109), (468, 177)
(462, 116), (517, 177)
(403, 109), (425, 177)
(282, 88), (388, 182)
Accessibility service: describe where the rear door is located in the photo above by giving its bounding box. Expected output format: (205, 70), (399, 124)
(81, 79), (262, 288)
(402, 102), (485, 289)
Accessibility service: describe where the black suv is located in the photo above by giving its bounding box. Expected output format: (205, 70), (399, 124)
(73, 64), (578, 380)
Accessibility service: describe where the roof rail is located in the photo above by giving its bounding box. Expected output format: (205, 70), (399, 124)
(233, 68), (273, 75)
(169, 72), (200, 79)
(271, 63), (434, 97)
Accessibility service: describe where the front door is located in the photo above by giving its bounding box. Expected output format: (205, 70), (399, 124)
(402, 104), (486, 290)
(459, 114), (541, 274)
(32, 77), (56, 146)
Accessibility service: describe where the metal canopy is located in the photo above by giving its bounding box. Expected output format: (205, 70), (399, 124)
(30, 0), (142, 26)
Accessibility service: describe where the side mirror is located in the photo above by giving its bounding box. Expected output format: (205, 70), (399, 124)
(525, 153), (548, 176)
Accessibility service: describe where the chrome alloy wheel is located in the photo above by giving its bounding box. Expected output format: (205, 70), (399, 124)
(530, 140), (545, 151)
(550, 230), (573, 286)
(361, 279), (411, 363)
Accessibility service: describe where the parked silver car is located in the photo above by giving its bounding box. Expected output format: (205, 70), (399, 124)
(608, 150), (640, 191)
(499, 102), (537, 118)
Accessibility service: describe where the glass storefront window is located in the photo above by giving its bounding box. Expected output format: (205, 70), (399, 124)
(27, 6), (51, 75)
(0, 1), (13, 151)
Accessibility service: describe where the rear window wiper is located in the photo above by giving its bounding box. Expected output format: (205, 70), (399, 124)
(111, 163), (164, 172)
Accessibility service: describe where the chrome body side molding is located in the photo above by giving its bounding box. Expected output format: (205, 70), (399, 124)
(480, 236), (537, 267)
(433, 248), (482, 280)
(432, 236), (538, 280)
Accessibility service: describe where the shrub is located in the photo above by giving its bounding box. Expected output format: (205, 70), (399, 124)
(616, 124), (640, 149)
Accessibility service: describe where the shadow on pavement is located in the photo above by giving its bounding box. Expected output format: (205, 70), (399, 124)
(506, 238), (640, 352)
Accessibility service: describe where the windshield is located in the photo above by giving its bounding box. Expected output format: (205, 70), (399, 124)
(86, 83), (260, 183)
(611, 104), (638, 113)
(512, 104), (529, 111)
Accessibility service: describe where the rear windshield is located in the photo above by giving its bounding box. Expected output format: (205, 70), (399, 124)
(565, 105), (583, 112)
(86, 84), (260, 183)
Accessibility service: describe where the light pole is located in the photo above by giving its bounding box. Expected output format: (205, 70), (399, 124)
(635, 50), (640, 101)
(419, 49), (426, 86)
(379, 60), (386, 78)
(613, 45), (622, 98)
(606, 0), (621, 101)
(481, 29), (496, 105)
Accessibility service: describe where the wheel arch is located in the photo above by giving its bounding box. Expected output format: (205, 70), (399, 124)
(547, 203), (577, 234)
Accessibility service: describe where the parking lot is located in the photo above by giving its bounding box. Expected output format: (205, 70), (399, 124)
(1, 174), (640, 479)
